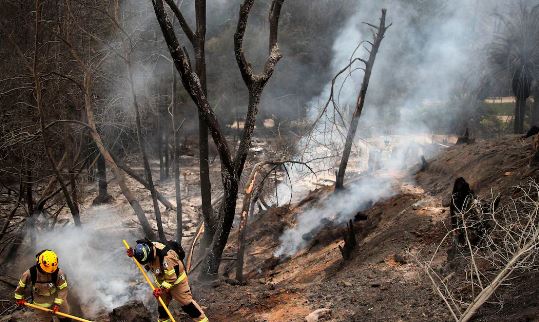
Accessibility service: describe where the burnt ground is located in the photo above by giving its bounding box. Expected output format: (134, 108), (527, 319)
(193, 134), (539, 322)
(1, 134), (539, 321)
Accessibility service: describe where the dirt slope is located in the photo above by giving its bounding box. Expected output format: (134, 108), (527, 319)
(2, 135), (538, 321)
(195, 135), (539, 322)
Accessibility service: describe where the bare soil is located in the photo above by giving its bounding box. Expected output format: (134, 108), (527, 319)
(2, 135), (539, 321)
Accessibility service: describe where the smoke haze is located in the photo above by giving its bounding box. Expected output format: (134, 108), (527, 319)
(274, 0), (517, 256)
(33, 208), (151, 316)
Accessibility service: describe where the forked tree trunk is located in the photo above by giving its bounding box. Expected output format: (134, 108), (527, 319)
(335, 9), (389, 190)
(152, 0), (284, 279)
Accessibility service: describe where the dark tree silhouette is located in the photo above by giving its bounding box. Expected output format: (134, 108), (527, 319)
(490, 3), (539, 133)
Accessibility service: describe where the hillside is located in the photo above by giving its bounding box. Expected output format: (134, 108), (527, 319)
(195, 134), (539, 322)
(1, 136), (538, 322)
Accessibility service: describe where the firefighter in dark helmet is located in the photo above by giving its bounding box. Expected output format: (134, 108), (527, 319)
(127, 239), (208, 322)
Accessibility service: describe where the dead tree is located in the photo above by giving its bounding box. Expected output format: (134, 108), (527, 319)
(163, 0), (214, 247)
(110, 153), (174, 210)
(339, 220), (357, 260)
(533, 86), (539, 127)
(235, 162), (265, 282)
(152, 0), (285, 278)
(171, 70), (184, 242)
(32, 1), (81, 226)
(236, 160), (312, 281)
(335, 9), (390, 190)
(128, 61), (166, 241)
(92, 152), (112, 204)
(55, 25), (156, 239)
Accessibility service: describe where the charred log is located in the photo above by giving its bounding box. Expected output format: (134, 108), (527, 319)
(523, 125), (539, 138)
(338, 220), (357, 260)
(456, 128), (475, 145)
(449, 177), (499, 256)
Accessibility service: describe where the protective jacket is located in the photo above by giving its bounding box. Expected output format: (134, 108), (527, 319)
(145, 242), (208, 322)
(14, 266), (68, 307)
(145, 242), (187, 290)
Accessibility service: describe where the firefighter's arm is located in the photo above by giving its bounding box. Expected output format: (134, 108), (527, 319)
(14, 270), (30, 300)
(54, 270), (68, 306)
(160, 256), (186, 290)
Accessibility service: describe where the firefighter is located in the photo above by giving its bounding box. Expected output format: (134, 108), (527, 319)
(127, 239), (208, 322)
(14, 249), (70, 322)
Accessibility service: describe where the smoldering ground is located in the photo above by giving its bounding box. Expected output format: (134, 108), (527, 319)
(31, 207), (153, 317)
(274, 0), (525, 256)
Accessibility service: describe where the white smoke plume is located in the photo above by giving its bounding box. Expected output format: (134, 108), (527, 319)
(274, 0), (509, 256)
(32, 207), (152, 317)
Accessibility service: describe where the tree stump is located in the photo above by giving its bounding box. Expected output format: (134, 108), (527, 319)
(339, 220), (357, 260)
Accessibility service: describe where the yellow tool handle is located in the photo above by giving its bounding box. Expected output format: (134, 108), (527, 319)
(122, 240), (176, 322)
(24, 302), (92, 322)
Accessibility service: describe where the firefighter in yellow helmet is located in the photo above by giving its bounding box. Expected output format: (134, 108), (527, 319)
(14, 249), (70, 322)
(127, 239), (208, 322)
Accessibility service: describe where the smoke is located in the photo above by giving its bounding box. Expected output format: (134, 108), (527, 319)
(275, 174), (395, 256)
(32, 207), (151, 317)
(274, 0), (511, 256)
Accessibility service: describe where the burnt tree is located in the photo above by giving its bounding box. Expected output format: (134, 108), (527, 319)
(339, 220), (357, 260)
(163, 0), (214, 248)
(93, 152), (112, 204)
(335, 10), (390, 190)
(490, 4), (539, 134)
(152, 0), (285, 278)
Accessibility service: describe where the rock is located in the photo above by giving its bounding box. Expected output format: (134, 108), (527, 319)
(393, 254), (407, 264)
(305, 308), (332, 322)
(109, 301), (152, 322)
(341, 280), (352, 287)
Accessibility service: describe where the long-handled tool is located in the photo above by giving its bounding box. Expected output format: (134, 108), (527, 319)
(122, 240), (176, 322)
(24, 302), (92, 322)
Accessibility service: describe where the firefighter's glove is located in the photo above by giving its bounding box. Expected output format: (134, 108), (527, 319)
(126, 247), (134, 257)
(52, 304), (60, 314)
(153, 288), (166, 299)
(16, 299), (26, 307)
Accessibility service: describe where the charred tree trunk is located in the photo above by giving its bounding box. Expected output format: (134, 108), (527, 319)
(111, 154), (174, 210)
(338, 220), (357, 260)
(128, 63), (166, 241)
(164, 115), (170, 179)
(532, 88), (539, 127)
(172, 67), (183, 242)
(194, 0), (216, 250)
(82, 72), (155, 239)
(93, 152), (112, 204)
(203, 174), (239, 276)
(33, 2), (81, 226)
(236, 162), (265, 282)
(335, 10), (390, 190)
(0, 176), (24, 239)
(152, 0), (284, 279)
(514, 96), (527, 134)
(25, 165), (36, 247)
(158, 106), (165, 181)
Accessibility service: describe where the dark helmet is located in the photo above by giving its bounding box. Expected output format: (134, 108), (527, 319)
(134, 243), (153, 264)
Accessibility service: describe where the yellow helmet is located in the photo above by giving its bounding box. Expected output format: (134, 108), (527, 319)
(36, 250), (58, 273)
